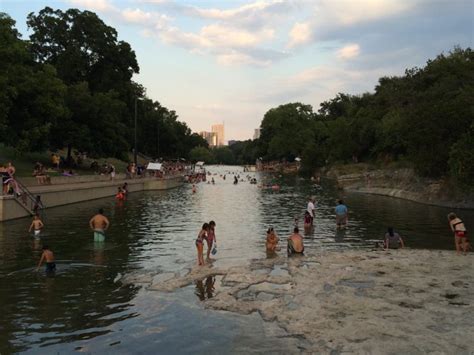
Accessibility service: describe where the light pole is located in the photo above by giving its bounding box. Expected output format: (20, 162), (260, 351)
(134, 97), (138, 166)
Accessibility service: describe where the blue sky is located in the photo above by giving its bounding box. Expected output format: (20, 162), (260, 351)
(1, 0), (472, 141)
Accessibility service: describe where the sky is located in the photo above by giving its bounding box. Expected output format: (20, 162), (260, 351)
(1, 0), (472, 141)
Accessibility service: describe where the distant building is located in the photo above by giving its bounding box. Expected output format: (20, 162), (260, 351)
(211, 124), (225, 146)
(253, 128), (260, 140)
(228, 140), (240, 146)
(199, 131), (217, 147)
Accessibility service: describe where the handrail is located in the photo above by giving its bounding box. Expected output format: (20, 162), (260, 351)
(11, 177), (45, 216)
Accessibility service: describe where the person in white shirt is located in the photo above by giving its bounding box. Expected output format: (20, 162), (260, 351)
(307, 197), (315, 225)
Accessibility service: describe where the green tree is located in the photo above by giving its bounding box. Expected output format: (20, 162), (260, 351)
(189, 146), (214, 163)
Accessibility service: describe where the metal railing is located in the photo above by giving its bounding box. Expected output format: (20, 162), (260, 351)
(10, 178), (44, 216)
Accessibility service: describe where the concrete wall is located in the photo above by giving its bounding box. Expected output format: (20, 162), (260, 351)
(0, 176), (185, 221)
(0, 196), (31, 221)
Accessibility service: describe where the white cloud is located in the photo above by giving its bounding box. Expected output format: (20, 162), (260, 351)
(121, 8), (170, 27)
(217, 51), (271, 67)
(288, 22), (312, 47)
(69, 0), (115, 12)
(336, 44), (360, 59)
(315, 0), (413, 26)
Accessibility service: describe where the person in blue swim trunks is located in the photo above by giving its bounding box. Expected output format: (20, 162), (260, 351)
(36, 245), (56, 274)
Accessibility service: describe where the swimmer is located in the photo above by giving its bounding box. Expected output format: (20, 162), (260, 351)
(448, 212), (470, 255)
(383, 227), (405, 250)
(287, 227), (304, 256)
(303, 211), (312, 231)
(266, 227), (279, 253)
(89, 208), (110, 242)
(196, 223), (209, 266)
(192, 184), (197, 193)
(335, 200), (348, 229)
(205, 220), (217, 260)
(115, 187), (125, 200)
(28, 214), (44, 237)
(36, 245), (55, 273)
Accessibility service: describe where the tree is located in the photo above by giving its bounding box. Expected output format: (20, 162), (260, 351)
(27, 7), (139, 93)
(259, 103), (315, 161)
(0, 13), (68, 152)
(189, 146), (214, 163)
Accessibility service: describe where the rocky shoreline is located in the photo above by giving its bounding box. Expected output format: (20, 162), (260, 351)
(326, 166), (474, 209)
(121, 249), (473, 354)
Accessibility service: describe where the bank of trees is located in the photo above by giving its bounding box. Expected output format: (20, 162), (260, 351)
(254, 47), (473, 184)
(0, 9), (207, 162)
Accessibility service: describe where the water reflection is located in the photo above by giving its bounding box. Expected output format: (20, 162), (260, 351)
(0, 165), (473, 353)
(194, 276), (216, 301)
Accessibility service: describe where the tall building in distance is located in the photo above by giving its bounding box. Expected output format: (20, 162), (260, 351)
(211, 124), (225, 146)
(253, 128), (261, 140)
(199, 131), (217, 147)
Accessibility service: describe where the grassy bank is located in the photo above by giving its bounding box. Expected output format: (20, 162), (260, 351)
(0, 145), (139, 177)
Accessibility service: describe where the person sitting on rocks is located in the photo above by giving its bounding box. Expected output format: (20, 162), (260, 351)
(384, 227), (405, 250)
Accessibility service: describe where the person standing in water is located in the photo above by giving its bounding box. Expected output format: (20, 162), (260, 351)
(307, 197), (315, 225)
(448, 213), (470, 255)
(196, 223), (209, 266)
(205, 221), (217, 260)
(335, 200), (348, 229)
(89, 208), (110, 242)
(36, 245), (55, 274)
(28, 214), (44, 237)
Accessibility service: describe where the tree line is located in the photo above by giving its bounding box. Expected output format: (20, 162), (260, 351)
(194, 47), (473, 186)
(0, 8), (207, 163)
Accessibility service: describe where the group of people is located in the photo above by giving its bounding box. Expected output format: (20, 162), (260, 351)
(195, 221), (217, 265)
(1, 162), (16, 194)
(265, 226), (305, 257)
(34, 208), (111, 273)
(115, 182), (129, 201)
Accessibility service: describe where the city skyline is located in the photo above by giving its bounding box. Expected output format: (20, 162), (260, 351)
(2, 0), (471, 140)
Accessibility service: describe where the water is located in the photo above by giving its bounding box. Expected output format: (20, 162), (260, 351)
(0, 166), (472, 353)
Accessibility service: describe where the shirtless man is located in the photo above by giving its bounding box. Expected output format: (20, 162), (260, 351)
(29, 214), (44, 237)
(287, 227), (304, 256)
(89, 208), (110, 242)
(36, 245), (55, 273)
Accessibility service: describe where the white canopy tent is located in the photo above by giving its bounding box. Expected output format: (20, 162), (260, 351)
(195, 161), (205, 167)
(147, 162), (162, 170)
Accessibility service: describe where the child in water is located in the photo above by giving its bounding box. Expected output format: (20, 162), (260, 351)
(196, 223), (209, 266)
(266, 227), (279, 253)
(28, 214), (44, 237)
(36, 245), (56, 273)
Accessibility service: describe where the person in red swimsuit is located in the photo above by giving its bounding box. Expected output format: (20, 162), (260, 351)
(448, 213), (470, 255)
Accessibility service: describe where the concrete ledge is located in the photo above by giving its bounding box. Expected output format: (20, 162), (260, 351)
(1, 175), (185, 221)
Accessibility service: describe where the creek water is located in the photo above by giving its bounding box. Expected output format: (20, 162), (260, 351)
(1, 166), (472, 353)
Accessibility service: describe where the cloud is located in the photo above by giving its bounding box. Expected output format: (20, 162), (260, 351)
(121, 8), (170, 27)
(288, 22), (312, 47)
(69, 0), (115, 12)
(315, 0), (413, 26)
(336, 44), (360, 59)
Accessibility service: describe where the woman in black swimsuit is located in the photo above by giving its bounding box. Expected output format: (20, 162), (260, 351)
(196, 223), (209, 266)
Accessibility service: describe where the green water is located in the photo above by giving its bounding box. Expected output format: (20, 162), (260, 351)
(0, 166), (472, 353)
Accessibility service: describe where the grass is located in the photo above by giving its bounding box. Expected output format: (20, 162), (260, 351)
(0, 144), (146, 177)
